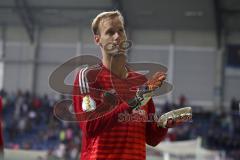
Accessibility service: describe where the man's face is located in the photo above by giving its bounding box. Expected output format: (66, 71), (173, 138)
(95, 16), (127, 55)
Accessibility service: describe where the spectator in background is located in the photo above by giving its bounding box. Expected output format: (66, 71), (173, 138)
(59, 129), (66, 142)
(179, 94), (187, 107)
(231, 97), (239, 113)
(0, 96), (4, 160)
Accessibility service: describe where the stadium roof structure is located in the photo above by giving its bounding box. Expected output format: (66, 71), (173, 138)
(0, 0), (239, 42)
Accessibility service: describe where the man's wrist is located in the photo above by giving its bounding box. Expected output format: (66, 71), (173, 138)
(128, 96), (142, 109)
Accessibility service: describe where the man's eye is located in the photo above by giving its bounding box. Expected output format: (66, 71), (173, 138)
(107, 30), (115, 35)
(119, 29), (124, 32)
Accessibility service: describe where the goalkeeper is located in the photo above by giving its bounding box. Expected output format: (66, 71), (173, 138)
(73, 10), (191, 160)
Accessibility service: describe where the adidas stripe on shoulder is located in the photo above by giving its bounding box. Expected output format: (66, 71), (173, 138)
(78, 64), (102, 94)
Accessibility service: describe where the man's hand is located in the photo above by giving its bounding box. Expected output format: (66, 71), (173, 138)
(129, 71), (167, 109)
(137, 71), (166, 98)
(145, 72), (166, 91)
(157, 107), (192, 128)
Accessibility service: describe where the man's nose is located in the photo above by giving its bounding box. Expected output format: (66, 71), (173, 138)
(113, 32), (120, 41)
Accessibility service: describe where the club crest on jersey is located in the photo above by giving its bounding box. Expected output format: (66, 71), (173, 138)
(82, 95), (96, 112)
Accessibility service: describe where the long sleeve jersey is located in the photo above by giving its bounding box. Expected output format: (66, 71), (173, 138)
(73, 63), (167, 160)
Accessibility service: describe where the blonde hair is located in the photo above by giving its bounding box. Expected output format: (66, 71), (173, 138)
(91, 10), (124, 35)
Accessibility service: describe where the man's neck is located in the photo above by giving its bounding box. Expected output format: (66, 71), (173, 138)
(103, 54), (128, 79)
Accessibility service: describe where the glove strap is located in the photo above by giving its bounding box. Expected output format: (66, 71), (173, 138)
(128, 96), (142, 109)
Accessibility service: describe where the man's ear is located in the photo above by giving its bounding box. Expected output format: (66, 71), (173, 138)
(94, 35), (100, 45)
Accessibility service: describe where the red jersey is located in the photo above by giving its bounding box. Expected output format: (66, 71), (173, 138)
(73, 64), (167, 160)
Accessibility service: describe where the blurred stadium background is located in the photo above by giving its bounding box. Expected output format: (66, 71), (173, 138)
(0, 0), (240, 159)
